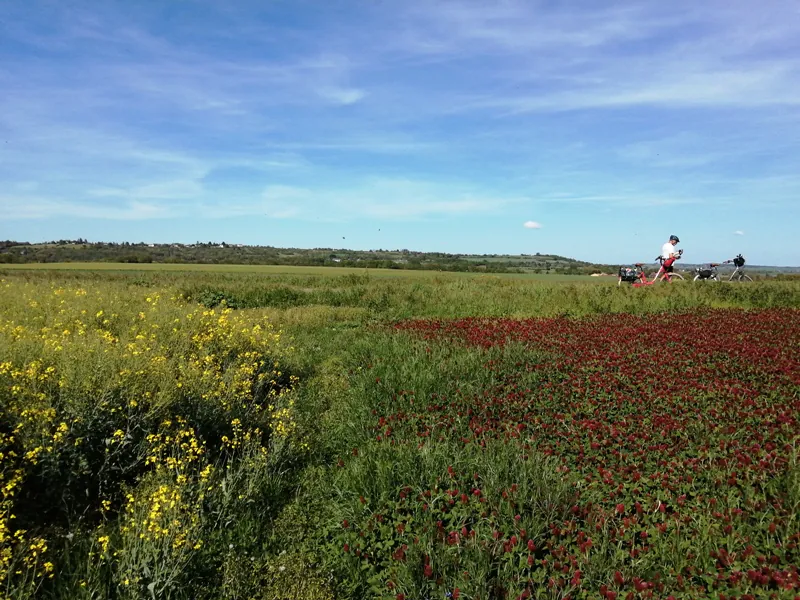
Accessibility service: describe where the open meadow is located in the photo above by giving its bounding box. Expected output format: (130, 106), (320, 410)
(0, 266), (798, 599)
(0, 262), (600, 282)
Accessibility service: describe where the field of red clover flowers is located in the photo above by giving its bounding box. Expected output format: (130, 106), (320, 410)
(328, 309), (799, 600)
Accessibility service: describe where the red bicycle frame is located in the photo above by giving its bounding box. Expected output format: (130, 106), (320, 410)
(630, 259), (677, 287)
(630, 263), (654, 287)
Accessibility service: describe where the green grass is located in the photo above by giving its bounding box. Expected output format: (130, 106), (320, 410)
(6, 267), (797, 321)
(1, 261), (601, 281)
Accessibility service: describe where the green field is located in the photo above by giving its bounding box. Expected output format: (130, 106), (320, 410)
(1, 269), (798, 599)
(1, 262), (601, 281)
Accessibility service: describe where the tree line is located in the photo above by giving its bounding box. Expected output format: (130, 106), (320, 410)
(0, 241), (613, 274)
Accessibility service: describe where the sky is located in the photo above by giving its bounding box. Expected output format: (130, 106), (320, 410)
(1, 1), (799, 265)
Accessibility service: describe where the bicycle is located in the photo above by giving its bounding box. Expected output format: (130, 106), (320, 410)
(617, 256), (684, 287)
(693, 262), (721, 282)
(648, 250), (685, 283)
(618, 263), (645, 286)
(724, 254), (752, 282)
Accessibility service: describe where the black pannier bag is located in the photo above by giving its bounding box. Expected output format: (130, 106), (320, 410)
(733, 255), (745, 267)
(698, 269), (713, 279)
(618, 267), (638, 282)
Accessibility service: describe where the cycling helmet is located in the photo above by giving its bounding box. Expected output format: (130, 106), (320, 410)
(669, 235), (680, 243)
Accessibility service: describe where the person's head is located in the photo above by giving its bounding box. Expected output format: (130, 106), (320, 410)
(669, 234), (680, 246)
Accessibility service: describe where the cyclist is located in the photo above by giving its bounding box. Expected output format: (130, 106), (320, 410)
(660, 234), (681, 275)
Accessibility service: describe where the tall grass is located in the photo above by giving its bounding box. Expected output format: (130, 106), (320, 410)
(4, 268), (797, 320)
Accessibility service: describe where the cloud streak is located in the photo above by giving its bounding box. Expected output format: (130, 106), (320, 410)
(1, 177), (521, 223)
(1, 196), (169, 220)
(258, 179), (521, 221)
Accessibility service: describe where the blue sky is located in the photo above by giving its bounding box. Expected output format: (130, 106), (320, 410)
(1, 1), (798, 265)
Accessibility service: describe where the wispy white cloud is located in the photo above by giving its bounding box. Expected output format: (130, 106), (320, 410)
(258, 153), (311, 169)
(326, 1), (800, 118)
(482, 66), (800, 113)
(523, 221), (542, 229)
(258, 137), (438, 154)
(734, 230), (745, 236)
(315, 87), (366, 105)
(253, 179), (521, 221)
(392, 2), (678, 59)
(1, 196), (170, 220)
(537, 193), (696, 208)
(1, 176), (520, 223)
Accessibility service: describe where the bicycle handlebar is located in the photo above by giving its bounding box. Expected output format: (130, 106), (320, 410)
(655, 249), (683, 263)
(722, 253), (745, 262)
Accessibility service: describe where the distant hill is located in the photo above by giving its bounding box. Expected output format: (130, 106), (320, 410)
(0, 240), (593, 274)
(1, 240), (797, 275)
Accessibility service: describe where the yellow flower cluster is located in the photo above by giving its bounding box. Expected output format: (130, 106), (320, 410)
(145, 418), (206, 484)
(93, 413), (215, 593)
(121, 482), (201, 547)
(0, 433), (53, 585)
(0, 283), (296, 420)
(271, 401), (297, 439)
(221, 417), (266, 457)
(0, 279), (302, 594)
(179, 308), (295, 415)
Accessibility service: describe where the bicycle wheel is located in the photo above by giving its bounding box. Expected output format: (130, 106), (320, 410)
(667, 273), (685, 281)
(740, 274), (753, 282)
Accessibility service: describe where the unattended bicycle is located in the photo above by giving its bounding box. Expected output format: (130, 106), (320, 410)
(723, 254), (752, 282)
(693, 262), (721, 282)
(618, 263), (651, 286)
